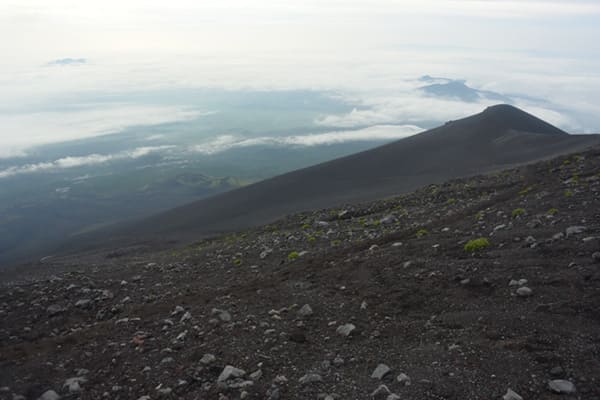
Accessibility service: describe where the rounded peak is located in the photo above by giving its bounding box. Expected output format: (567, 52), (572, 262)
(475, 104), (567, 136)
(482, 103), (523, 116)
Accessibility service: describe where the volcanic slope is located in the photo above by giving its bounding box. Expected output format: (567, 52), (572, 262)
(2, 146), (600, 399)
(89, 104), (599, 248)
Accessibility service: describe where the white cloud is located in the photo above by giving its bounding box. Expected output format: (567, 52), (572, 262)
(0, 146), (173, 178)
(192, 125), (423, 155)
(0, 105), (205, 154)
(0, 0), (599, 147)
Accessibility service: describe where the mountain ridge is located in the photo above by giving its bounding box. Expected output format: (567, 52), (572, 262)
(58, 104), (599, 256)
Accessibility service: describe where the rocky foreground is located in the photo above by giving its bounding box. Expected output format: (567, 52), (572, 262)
(1, 147), (600, 400)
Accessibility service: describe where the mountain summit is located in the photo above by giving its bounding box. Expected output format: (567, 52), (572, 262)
(469, 104), (567, 136)
(65, 105), (599, 252)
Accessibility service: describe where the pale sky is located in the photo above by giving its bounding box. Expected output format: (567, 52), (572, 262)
(1, 0), (600, 156)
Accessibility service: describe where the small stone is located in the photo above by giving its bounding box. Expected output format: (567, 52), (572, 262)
(172, 305), (184, 315)
(75, 299), (92, 308)
(180, 311), (192, 323)
(396, 373), (411, 386)
(566, 226), (586, 237)
(157, 387), (172, 396)
(333, 356), (344, 367)
(38, 391), (60, 400)
(297, 304), (313, 317)
(548, 379), (576, 394)
(47, 304), (65, 316)
(371, 364), (391, 380)
(503, 388), (523, 400)
(553, 232), (565, 240)
(336, 323), (356, 337)
(516, 287), (533, 297)
(249, 369), (263, 381)
(218, 365), (246, 382)
(298, 373), (323, 385)
(63, 377), (87, 393)
(387, 395), (401, 400)
(550, 366), (564, 376)
(212, 308), (232, 322)
(592, 252), (600, 263)
(371, 384), (391, 399)
(200, 353), (216, 365)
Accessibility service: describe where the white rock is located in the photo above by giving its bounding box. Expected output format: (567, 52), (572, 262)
(38, 391), (60, 400)
(218, 365), (246, 382)
(566, 226), (586, 237)
(548, 379), (576, 394)
(370, 384), (391, 398)
(336, 323), (356, 337)
(63, 377), (87, 393)
(212, 308), (232, 322)
(200, 353), (216, 365)
(516, 287), (533, 297)
(503, 388), (523, 400)
(396, 373), (411, 386)
(298, 373), (322, 385)
(297, 304), (313, 317)
(180, 311), (192, 323)
(371, 364), (391, 380)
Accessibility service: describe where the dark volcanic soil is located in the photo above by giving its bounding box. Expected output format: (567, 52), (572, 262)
(1, 146), (600, 400)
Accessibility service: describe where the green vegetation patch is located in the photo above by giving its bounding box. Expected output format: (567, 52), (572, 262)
(512, 208), (526, 218)
(287, 251), (300, 261)
(416, 228), (429, 238)
(464, 238), (490, 253)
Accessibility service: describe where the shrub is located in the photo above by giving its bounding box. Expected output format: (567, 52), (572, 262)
(287, 251), (300, 261)
(446, 198), (457, 205)
(416, 228), (429, 238)
(464, 238), (490, 253)
(547, 208), (559, 216)
(301, 223), (311, 230)
(331, 239), (341, 247)
(233, 258), (242, 266)
(307, 235), (316, 243)
(512, 208), (526, 218)
(474, 211), (484, 221)
(564, 190), (574, 197)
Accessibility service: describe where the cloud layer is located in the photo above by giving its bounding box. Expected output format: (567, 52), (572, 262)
(192, 125), (423, 155)
(0, 146), (173, 178)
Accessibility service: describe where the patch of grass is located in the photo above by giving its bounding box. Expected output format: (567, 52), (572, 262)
(512, 208), (526, 218)
(446, 198), (457, 205)
(233, 258), (242, 266)
(519, 186), (534, 196)
(331, 239), (342, 246)
(416, 228), (429, 238)
(547, 208), (559, 216)
(307, 235), (316, 243)
(301, 223), (311, 230)
(564, 190), (574, 197)
(563, 159), (571, 165)
(475, 211), (484, 221)
(287, 251), (300, 261)
(464, 238), (490, 253)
